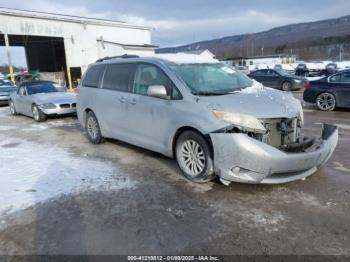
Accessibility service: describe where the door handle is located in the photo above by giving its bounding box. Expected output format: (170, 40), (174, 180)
(128, 99), (137, 105)
(118, 97), (126, 103)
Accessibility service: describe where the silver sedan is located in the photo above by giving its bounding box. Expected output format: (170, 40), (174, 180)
(9, 81), (77, 122)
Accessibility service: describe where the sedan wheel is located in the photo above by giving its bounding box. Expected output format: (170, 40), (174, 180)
(9, 101), (17, 115)
(282, 81), (292, 91)
(175, 131), (215, 183)
(316, 93), (336, 111)
(32, 105), (47, 122)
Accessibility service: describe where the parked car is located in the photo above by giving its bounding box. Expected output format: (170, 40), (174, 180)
(0, 79), (16, 105)
(235, 66), (250, 75)
(274, 64), (295, 75)
(248, 69), (306, 91)
(295, 62), (325, 77)
(303, 69), (350, 111)
(77, 55), (337, 186)
(9, 80), (77, 121)
(324, 63), (339, 76)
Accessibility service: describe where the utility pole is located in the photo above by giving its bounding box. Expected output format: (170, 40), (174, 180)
(4, 33), (15, 83)
(261, 45), (264, 57)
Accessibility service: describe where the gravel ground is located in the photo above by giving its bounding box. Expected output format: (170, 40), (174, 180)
(0, 92), (349, 256)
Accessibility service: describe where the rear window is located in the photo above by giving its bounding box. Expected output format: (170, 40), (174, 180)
(102, 63), (134, 92)
(82, 65), (105, 88)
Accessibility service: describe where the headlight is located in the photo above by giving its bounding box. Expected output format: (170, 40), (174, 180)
(294, 79), (301, 83)
(39, 103), (56, 109)
(213, 110), (266, 133)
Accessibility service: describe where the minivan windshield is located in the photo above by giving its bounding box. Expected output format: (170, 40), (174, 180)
(168, 63), (253, 95)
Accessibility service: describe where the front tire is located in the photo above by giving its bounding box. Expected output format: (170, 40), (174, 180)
(85, 111), (103, 144)
(9, 100), (17, 115)
(316, 93), (336, 111)
(32, 104), (47, 122)
(175, 131), (215, 183)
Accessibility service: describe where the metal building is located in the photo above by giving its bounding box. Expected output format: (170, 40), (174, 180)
(0, 7), (156, 88)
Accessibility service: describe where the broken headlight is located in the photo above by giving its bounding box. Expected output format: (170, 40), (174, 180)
(213, 110), (266, 133)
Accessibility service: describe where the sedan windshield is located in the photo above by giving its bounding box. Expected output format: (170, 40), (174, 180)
(0, 79), (15, 89)
(168, 63), (253, 95)
(26, 83), (65, 95)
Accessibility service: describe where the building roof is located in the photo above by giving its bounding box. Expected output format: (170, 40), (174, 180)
(184, 49), (214, 56)
(0, 7), (152, 30)
(97, 39), (158, 49)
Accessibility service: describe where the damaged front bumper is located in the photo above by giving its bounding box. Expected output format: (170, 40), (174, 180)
(210, 124), (338, 184)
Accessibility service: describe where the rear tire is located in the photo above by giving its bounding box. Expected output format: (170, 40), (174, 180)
(282, 81), (292, 91)
(9, 100), (17, 115)
(32, 104), (47, 122)
(316, 93), (336, 111)
(85, 111), (103, 144)
(175, 131), (215, 183)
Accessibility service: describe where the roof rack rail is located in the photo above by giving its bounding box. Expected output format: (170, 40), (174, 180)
(96, 54), (139, 62)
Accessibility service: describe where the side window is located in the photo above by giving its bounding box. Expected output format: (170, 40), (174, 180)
(133, 63), (181, 99)
(340, 72), (350, 84)
(251, 70), (266, 77)
(330, 74), (341, 83)
(102, 63), (134, 92)
(267, 70), (277, 76)
(82, 65), (105, 88)
(18, 86), (27, 96)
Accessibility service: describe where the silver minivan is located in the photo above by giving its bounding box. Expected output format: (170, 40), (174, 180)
(77, 55), (338, 185)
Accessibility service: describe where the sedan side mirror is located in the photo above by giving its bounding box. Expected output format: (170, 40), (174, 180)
(147, 85), (168, 99)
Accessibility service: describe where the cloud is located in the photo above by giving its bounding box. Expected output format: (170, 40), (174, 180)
(1, 0), (350, 48)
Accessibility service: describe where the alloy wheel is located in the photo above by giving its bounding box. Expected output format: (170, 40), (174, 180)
(9, 102), (15, 114)
(32, 106), (39, 121)
(180, 139), (206, 176)
(87, 116), (98, 140)
(317, 93), (335, 111)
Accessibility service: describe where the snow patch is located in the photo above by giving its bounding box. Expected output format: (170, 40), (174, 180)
(145, 53), (219, 64)
(0, 134), (135, 219)
(239, 80), (264, 94)
(239, 208), (285, 232)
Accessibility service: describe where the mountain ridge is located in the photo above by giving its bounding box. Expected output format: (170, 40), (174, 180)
(157, 15), (350, 61)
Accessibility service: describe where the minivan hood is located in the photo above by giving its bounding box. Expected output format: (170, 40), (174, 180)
(31, 92), (76, 105)
(199, 85), (302, 119)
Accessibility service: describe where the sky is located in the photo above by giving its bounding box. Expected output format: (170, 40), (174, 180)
(1, 0), (350, 67)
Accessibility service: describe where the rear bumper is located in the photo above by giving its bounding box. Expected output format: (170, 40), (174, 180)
(210, 124), (338, 184)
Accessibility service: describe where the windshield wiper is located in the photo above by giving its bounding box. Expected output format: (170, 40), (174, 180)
(192, 91), (229, 96)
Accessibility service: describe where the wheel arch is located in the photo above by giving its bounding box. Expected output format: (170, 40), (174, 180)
(171, 126), (213, 158)
(82, 108), (93, 128)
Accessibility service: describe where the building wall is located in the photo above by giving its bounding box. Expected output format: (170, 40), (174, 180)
(0, 13), (153, 73)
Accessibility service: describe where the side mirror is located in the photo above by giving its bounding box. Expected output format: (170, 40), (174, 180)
(147, 85), (168, 99)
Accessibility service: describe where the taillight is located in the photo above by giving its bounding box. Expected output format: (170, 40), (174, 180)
(304, 81), (311, 89)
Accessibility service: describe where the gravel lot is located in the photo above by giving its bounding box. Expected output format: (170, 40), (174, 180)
(0, 92), (349, 255)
